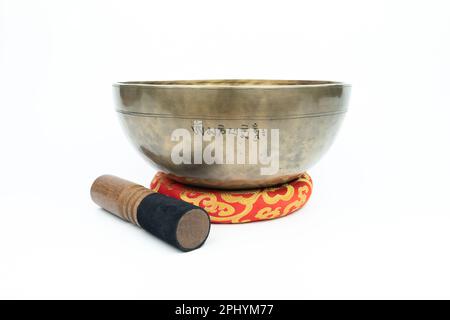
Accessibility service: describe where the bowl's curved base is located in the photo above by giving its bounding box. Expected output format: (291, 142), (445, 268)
(163, 172), (305, 190)
(150, 171), (313, 224)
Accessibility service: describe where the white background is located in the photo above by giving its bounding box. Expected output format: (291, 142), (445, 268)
(1, 0), (450, 299)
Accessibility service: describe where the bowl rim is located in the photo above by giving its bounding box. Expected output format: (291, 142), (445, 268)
(113, 79), (351, 89)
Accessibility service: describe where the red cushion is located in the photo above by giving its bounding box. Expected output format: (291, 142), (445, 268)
(150, 172), (313, 224)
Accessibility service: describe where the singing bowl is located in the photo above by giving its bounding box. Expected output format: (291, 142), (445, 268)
(113, 80), (351, 189)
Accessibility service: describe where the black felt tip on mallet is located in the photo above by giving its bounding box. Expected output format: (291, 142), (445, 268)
(90, 175), (210, 251)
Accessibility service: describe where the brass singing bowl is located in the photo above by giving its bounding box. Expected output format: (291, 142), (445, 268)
(113, 80), (351, 189)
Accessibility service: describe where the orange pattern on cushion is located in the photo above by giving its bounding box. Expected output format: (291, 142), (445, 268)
(150, 172), (313, 224)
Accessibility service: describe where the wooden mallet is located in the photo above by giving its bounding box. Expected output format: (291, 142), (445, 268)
(90, 175), (210, 251)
